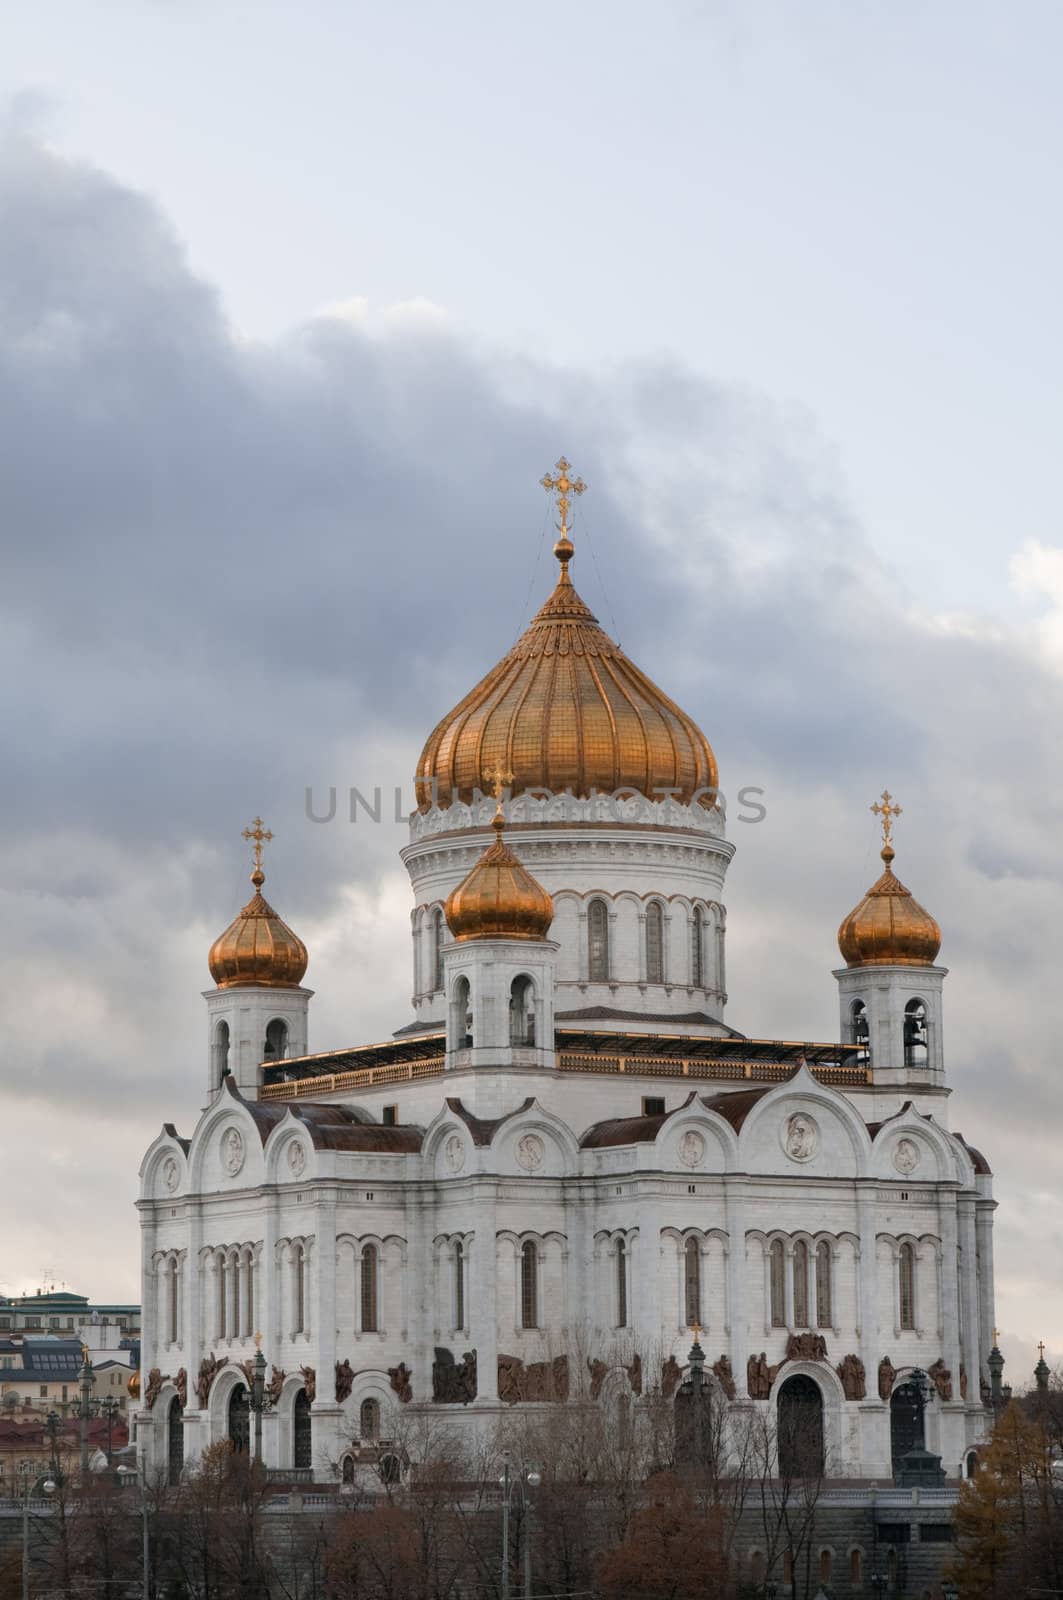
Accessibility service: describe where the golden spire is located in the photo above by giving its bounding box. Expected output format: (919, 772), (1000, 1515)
(242, 816), (273, 886)
(540, 456), (586, 568)
(871, 790), (902, 851)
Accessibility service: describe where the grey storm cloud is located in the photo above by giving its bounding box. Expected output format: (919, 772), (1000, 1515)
(1, 129), (1060, 1368)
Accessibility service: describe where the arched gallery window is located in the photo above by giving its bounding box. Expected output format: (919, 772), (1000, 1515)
(645, 902), (664, 983)
(616, 1239), (628, 1328)
(769, 1239), (786, 1327)
(588, 900), (609, 982)
(684, 1237), (701, 1327)
(816, 1241), (832, 1328)
(793, 1239), (810, 1328)
(361, 1245), (379, 1333)
(899, 1242), (916, 1330)
(520, 1241), (538, 1329)
(360, 1398), (380, 1441)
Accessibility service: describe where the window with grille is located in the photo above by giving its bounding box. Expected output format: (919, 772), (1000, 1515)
(520, 1241), (538, 1329)
(433, 909), (444, 992)
(692, 908), (705, 987)
(293, 1243), (305, 1334)
(899, 1243), (916, 1330)
(770, 1239), (786, 1327)
(816, 1241), (832, 1328)
(793, 1240), (809, 1327)
(361, 1245), (379, 1333)
(168, 1260), (178, 1344)
(616, 1240), (628, 1327)
(684, 1237), (701, 1327)
(642, 1096), (666, 1117)
(454, 1241), (465, 1330)
(360, 1397), (380, 1441)
(217, 1256), (227, 1339)
(588, 901), (609, 982)
(645, 903), (664, 983)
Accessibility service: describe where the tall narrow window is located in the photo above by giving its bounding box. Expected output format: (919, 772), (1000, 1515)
(850, 1549), (863, 1584)
(850, 1000), (869, 1062)
(433, 909), (444, 992)
(815, 1241), (832, 1329)
(692, 908), (706, 988)
(903, 1000), (928, 1068)
(616, 1240), (628, 1328)
(509, 976), (534, 1045)
(264, 1018), (289, 1060)
(899, 1243), (916, 1330)
(217, 1255), (227, 1340)
(684, 1237), (701, 1327)
(645, 902), (664, 984)
(168, 1258), (179, 1345)
(454, 1241), (465, 1331)
(770, 1239), (785, 1327)
(214, 1021), (230, 1083)
(520, 1241), (538, 1329)
(360, 1397), (380, 1441)
(793, 1239), (809, 1328)
(361, 1245), (379, 1333)
(293, 1242), (305, 1334)
(230, 1252), (240, 1339)
(245, 1253), (255, 1338)
(588, 900), (609, 982)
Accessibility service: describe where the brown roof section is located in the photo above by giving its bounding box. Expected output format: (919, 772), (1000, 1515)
(954, 1132), (992, 1175)
(699, 1085), (774, 1132)
(581, 1092), (696, 1149)
(223, 1078), (423, 1153)
(446, 1097), (535, 1147)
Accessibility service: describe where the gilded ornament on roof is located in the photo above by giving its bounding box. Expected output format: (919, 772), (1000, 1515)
(208, 817), (308, 989)
(837, 792), (942, 968)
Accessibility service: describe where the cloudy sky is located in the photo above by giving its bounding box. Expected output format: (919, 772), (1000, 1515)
(2, 1), (1061, 1381)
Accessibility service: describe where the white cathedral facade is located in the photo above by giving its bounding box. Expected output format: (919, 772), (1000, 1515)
(135, 464), (996, 1486)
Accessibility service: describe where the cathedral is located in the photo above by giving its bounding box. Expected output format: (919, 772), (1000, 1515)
(135, 461), (995, 1486)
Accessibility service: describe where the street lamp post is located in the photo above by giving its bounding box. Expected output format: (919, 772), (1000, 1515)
(251, 1342), (268, 1465)
(117, 1464), (150, 1600)
(21, 1470), (56, 1600)
(498, 1454), (541, 1600)
(99, 1396), (120, 1466)
(78, 1348), (96, 1475)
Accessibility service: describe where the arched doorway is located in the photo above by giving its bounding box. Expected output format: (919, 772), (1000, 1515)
(167, 1396), (184, 1486)
(890, 1381), (925, 1474)
(777, 1374), (824, 1477)
(293, 1388), (312, 1470)
(228, 1385), (250, 1454)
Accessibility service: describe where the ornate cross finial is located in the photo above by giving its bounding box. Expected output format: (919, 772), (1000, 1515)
(242, 816), (273, 874)
(871, 790), (902, 848)
(994, 1327), (1001, 1346)
(691, 1321), (701, 1345)
(1039, 1340), (1046, 1360)
(254, 1331), (263, 1350)
(540, 456), (586, 563)
(484, 765), (515, 825)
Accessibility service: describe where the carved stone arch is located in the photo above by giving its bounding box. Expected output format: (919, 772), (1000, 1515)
(666, 1109), (739, 1172)
(740, 1066), (873, 1175)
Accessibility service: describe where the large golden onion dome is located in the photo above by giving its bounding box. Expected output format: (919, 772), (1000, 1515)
(127, 1369), (140, 1399)
(838, 794), (941, 967)
(208, 819), (309, 989)
(416, 460), (718, 812)
(445, 809), (554, 942)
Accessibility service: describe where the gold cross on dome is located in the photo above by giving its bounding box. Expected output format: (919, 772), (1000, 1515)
(540, 456), (586, 542)
(1039, 1341), (1046, 1359)
(691, 1321), (701, 1344)
(485, 766), (515, 803)
(993, 1327), (1001, 1345)
(871, 790), (902, 847)
(242, 816), (273, 872)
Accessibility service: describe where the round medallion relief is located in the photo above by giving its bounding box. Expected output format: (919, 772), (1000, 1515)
(782, 1113), (819, 1163)
(444, 1134), (466, 1173)
(162, 1157), (179, 1193)
(222, 1127), (245, 1176)
(287, 1140), (306, 1178)
(893, 1137), (920, 1175)
(515, 1133), (545, 1172)
(677, 1130), (706, 1169)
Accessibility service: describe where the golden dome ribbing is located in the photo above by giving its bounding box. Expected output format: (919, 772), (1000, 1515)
(444, 810), (554, 942)
(415, 556), (718, 813)
(208, 818), (308, 989)
(837, 804), (942, 969)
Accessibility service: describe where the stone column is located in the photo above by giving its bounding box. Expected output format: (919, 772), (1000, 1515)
(856, 1185), (878, 1379)
(958, 1196), (980, 1399)
(470, 1183), (499, 1403)
(939, 1195), (962, 1384)
(314, 1192), (338, 1387)
(975, 1199), (995, 1392)
(724, 1178), (748, 1397)
(635, 1198), (662, 1367)
(405, 1188), (432, 1401)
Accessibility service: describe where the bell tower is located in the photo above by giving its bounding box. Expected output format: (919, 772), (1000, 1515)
(833, 793), (946, 1089)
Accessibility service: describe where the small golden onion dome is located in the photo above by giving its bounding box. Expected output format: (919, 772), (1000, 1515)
(416, 557), (718, 812)
(208, 868), (309, 989)
(837, 844), (942, 967)
(445, 811), (554, 942)
(127, 1370), (140, 1399)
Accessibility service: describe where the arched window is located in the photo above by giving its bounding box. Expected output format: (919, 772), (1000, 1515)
(750, 1552), (765, 1586)
(293, 1388), (312, 1469)
(509, 976), (535, 1046)
(292, 1242), (305, 1335)
(793, 1239), (809, 1328)
(769, 1239), (785, 1327)
(168, 1258), (179, 1345)
(904, 999), (928, 1067)
(692, 908), (706, 988)
(214, 1021), (230, 1082)
(684, 1237), (701, 1327)
(217, 1255), (227, 1340)
(850, 1000), (869, 1061)
(899, 1242), (916, 1330)
(379, 1453), (401, 1485)
(815, 1241), (832, 1329)
(264, 1018), (289, 1060)
(645, 902), (664, 984)
(454, 1241), (465, 1331)
(819, 1549), (833, 1582)
(520, 1241), (538, 1329)
(887, 1549), (898, 1585)
(616, 1240), (628, 1328)
(452, 976), (472, 1049)
(360, 1397), (380, 1441)
(230, 1251), (240, 1340)
(228, 1385), (250, 1454)
(361, 1245), (379, 1333)
(588, 900), (609, 982)
(891, 1381), (926, 1473)
(966, 1451), (978, 1478)
(433, 908), (445, 992)
(244, 1252), (255, 1338)
(341, 1455), (355, 1484)
(850, 1548), (863, 1583)
(167, 1395), (184, 1486)
(778, 1375), (824, 1477)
